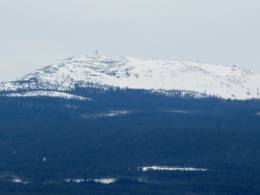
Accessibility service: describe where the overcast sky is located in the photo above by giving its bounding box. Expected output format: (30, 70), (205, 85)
(1, 0), (260, 81)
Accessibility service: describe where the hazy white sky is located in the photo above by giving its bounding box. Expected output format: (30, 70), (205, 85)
(1, 0), (260, 81)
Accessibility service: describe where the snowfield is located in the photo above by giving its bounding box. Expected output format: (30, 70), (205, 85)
(140, 166), (208, 172)
(1, 54), (260, 100)
(4, 91), (90, 101)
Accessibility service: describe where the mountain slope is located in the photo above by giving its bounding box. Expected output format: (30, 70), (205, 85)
(1, 55), (260, 194)
(1, 54), (260, 100)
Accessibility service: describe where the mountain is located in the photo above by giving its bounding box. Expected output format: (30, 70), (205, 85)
(1, 54), (260, 194)
(1, 54), (260, 100)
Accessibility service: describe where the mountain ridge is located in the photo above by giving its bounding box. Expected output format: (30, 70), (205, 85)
(1, 54), (260, 100)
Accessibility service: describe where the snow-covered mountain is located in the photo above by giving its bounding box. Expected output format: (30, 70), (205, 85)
(1, 54), (260, 100)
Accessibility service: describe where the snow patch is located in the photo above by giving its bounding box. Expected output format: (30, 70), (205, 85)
(93, 178), (117, 184)
(81, 110), (131, 119)
(0, 174), (30, 184)
(4, 91), (90, 101)
(12, 176), (30, 184)
(164, 110), (191, 114)
(64, 178), (86, 184)
(64, 177), (117, 185)
(140, 166), (208, 172)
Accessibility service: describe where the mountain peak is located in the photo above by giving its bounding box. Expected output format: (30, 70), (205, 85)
(1, 54), (260, 100)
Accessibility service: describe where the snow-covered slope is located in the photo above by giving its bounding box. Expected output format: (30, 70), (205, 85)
(1, 54), (260, 100)
(5, 91), (90, 101)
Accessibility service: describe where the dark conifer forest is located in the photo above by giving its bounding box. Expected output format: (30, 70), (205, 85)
(0, 88), (260, 194)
